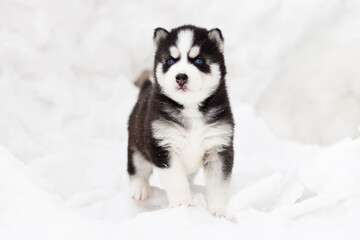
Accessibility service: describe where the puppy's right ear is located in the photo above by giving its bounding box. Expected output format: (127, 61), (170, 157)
(153, 28), (169, 48)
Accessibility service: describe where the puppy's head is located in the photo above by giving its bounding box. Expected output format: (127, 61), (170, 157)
(153, 25), (226, 105)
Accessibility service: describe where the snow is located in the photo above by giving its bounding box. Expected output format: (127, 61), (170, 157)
(1, 0), (360, 239)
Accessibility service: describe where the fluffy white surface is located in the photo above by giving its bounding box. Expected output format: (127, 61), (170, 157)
(1, 0), (360, 239)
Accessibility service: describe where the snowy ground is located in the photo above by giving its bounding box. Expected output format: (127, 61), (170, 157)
(1, 0), (360, 239)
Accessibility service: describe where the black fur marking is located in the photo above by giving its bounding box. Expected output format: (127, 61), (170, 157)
(189, 57), (211, 73)
(199, 80), (233, 125)
(155, 84), (185, 126)
(148, 137), (171, 168)
(162, 56), (180, 73)
(127, 146), (136, 175)
(219, 145), (234, 180)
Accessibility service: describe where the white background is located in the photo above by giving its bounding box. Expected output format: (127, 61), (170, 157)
(1, 0), (360, 239)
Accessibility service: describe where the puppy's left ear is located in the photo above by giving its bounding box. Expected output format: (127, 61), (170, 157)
(208, 28), (224, 53)
(154, 27), (169, 48)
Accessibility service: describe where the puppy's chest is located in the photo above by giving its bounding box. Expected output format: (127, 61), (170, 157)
(152, 107), (232, 173)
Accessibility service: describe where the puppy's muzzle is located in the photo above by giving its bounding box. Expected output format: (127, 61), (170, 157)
(176, 73), (188, 88)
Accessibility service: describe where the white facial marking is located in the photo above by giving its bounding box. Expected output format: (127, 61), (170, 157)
(189, 46), (200, 58)
(156, 61), (221, 105)
(176, 30), (194, 57)
(170, 46), (180, 59)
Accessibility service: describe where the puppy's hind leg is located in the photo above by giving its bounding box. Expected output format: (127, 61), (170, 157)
(128, 148), (153, 201)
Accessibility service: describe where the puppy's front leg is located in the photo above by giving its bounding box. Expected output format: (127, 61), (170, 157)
(157, 157), (192, 207)
(204, 149), (233, 217)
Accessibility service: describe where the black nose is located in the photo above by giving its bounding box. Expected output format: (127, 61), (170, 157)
(176, 73), (188, 87)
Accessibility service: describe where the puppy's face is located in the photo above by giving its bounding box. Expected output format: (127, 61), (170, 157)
(153, 25), (226, 105)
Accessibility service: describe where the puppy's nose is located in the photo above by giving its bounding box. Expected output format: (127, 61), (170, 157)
(176, 73), (188, 87)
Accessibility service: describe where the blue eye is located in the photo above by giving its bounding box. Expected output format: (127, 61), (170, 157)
(195, 58), (203, 65)
(167, 59), (175, 65)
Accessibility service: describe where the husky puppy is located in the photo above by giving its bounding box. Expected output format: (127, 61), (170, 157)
(128, 25), (234, 216)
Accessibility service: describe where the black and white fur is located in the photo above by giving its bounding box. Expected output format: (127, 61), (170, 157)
(127, 25), (234, 217)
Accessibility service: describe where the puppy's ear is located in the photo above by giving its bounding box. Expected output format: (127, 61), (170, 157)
(154, 28), (169, 48)
(208, 28), (224, 53)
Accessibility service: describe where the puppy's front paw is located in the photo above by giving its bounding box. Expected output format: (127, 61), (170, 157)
(168, 194), (193, 208)
(210, 210), (226, 218)
(130, 178), (152, 201)
(170, 202), (194, 208)
(208, 205), (227, 218)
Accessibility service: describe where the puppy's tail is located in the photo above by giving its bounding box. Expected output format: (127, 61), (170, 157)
(134, 70), (153, 88)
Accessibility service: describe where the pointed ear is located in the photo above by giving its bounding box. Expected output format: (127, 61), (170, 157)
(153, 27), (169, 47)
(208, 28), (224, 53)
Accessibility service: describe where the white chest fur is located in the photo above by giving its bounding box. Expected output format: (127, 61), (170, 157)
(152, 105), (233, 174)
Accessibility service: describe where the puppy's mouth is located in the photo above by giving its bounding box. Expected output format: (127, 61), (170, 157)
(176, 86), (188, 92)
